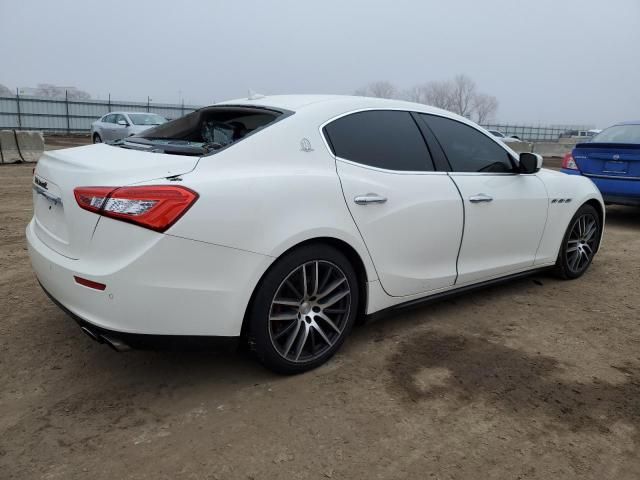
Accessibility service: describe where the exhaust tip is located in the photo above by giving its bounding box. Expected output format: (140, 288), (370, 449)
(101, 334), (131, 352)
(80, 326), (103, 343)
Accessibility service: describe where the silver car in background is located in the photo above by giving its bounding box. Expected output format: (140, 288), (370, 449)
(91, 112), (167, 143)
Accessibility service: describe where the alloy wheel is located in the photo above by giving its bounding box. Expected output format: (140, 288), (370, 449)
(268, 260), (351, 363)
(566, 213), (598, 274)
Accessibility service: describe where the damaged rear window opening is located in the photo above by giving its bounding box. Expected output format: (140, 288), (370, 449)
(120, 105), (290, 156)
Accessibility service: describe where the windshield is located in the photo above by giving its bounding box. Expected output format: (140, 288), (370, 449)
(591, 124), (640, 144)
(128, 113), (167, 126)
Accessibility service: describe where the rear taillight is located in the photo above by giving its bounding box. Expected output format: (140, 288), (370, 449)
(74, 185), (198, 232)
(561, 152), (578, 170)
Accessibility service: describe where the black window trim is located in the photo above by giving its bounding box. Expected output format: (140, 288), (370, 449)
(416, 112), (520, 174)
(320, 108), (439, 174)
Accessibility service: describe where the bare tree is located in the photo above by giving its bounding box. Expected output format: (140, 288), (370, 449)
(0, 83), (11, 96)
(449, 74), (476, 118)
(354, 81), (398, 99)
(402, 74), (499, 122)
(423, 80), (455, 111)
(402, 84), (430, 104)
(473, 93), (498, 124)
(34, 83), (91, 100)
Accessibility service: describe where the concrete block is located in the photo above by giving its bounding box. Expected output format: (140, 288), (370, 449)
(0, 130), (44, 163)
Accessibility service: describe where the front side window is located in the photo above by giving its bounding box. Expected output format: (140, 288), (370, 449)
(102, 114), (115, 123)
(323, 110), (434, 171)
(420, 114), (514, 173)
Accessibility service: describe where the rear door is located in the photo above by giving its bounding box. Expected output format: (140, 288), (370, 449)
(325, 110), (463, 297)
(418, 114), (548, 285)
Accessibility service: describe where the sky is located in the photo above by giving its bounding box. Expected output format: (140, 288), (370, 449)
(1, 0), (639, 127)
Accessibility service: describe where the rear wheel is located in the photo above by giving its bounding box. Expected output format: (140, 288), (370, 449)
(248, 244), (359, 374)
(555, 204), (600, 279)
(93, 133), (102, 144)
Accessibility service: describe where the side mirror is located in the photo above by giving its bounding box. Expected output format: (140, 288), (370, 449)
(519, 152), (543, 173)
(117, 119), (129, 126)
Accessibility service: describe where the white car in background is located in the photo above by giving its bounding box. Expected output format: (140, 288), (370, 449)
(91, 112), (167, 143)
(28, 95), (604, 374)
(488, 129), (522, 143)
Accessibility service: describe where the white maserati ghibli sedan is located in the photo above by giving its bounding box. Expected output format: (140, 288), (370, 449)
(27, 95), (604, 374)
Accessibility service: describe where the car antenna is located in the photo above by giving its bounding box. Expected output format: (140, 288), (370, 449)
(248, 89), (265, 100)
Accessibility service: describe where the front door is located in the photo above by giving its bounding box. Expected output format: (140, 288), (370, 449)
(418, 113), (548, 285)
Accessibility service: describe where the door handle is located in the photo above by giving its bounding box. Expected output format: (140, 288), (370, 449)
(354, 193), (387, 205)
(469, 193), (493, 203)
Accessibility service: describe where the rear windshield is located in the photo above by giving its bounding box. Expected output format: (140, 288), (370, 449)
(591, 124), (640, 144)
(128, 113), (167, 126)
(126, 106), (285, 155)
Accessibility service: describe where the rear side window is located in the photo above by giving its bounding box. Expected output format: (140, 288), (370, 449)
(324, 110), (434, 171)
(103, 114), (115, 123)
(420, 114), (514, 173)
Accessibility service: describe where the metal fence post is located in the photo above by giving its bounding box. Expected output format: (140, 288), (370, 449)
(147, 96), (150, 112)
(65, 90), (71, 133)
(15, 88), (21, 129)
(181, 99), (184, 117)
(108, 93), (111, 113)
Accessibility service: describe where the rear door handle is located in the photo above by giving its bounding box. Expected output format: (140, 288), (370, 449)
(469, 193), (493, 203)
(354, 193), (387, 205)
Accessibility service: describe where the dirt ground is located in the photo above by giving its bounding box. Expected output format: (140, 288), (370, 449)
(1, 159), (639, 480)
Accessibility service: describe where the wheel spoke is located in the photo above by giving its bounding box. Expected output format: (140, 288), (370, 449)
(294, 323), (310, 361)
(312, 321), (332, 346)
(302, 263), (309, 297)
(270, 312), (299, 321)
(272, 298), (300, 307)
(282, 321), (301, 358)
(285, 279), (302, 299)
(583, 223), (597, 242)
(311, 261), (319, 296)
(316, 311), (342, 334)
(317, 277), (346, 300)
(319, 289), (349, 308)
(273, 320), (298, 340)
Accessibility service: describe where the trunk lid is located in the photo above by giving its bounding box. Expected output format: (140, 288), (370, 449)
(32, 144), (199, 259)
(573, 142), (640, 178)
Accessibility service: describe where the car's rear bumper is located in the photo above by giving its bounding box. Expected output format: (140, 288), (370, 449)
(27, 218), (272, 337)
(561, 169), (640, 206)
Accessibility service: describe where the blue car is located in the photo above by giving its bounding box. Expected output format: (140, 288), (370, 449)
(562, 121), (640, 206)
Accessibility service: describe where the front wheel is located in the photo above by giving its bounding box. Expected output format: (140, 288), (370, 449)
(554, 204), (601, 279)
(248, 244), (359, 374)
(93, 133), (102, 144)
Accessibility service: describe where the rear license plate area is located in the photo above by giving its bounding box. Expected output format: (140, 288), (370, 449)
(603, 161), (628, 174)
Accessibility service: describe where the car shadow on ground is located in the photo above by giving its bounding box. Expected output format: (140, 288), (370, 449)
(604, 205), (640, 229)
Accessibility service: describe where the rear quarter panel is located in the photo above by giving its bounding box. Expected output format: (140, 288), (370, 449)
(166, 110), (378, 282)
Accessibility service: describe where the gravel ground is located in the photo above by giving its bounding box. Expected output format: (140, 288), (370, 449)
(1, 160), (639, 480)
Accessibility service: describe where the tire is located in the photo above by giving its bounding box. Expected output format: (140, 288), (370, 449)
(248, 244), (359, 374)
(93, 133), (102, 144)
(554, 203), (601, 279)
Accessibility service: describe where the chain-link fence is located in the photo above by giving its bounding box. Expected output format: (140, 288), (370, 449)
(481, 123), (595, 142)
(0, 93), (202, 133)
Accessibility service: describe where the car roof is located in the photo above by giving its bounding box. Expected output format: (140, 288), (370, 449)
(215, 94), (468, 123)
(614, 120), (640, 126)
(103, 111), (159, 116)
